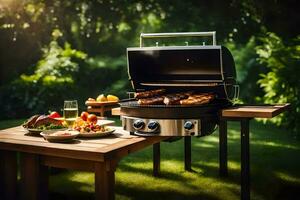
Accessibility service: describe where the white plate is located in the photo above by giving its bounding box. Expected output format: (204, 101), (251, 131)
(96, 119), (115, 126)
(42, 128), (68, 134)
(25, 127), (67, 135)
(40, 130), (79, 142)
(26, 128), (43, 135)
(78, 128), (115, 138)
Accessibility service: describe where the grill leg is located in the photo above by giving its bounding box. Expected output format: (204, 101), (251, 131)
(184, 136), (192, 171)
(241, 119), (250, 200)
(153, 143), (160, 177)
(219, 119), (228, 176)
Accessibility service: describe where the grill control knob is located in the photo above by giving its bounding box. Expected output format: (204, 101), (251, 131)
(133, 120), (145, 130)
(184, 121), (194, 130)
(147, 121), (160, 131)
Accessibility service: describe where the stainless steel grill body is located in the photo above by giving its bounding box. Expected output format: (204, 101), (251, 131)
(121, 32), (237, 136)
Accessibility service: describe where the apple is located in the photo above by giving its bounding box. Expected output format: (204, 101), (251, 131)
(80, 111), (89, 121)
(87, 114), (97, 124)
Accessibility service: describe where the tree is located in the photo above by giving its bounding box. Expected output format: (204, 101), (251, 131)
(256, 32), (300, 134)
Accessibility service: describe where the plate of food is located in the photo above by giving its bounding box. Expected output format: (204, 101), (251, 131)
(40, 130), (79, 143)
(73, 116), (115, 138)
(78, 127), (115, 138)
(22, 113), (67, 135)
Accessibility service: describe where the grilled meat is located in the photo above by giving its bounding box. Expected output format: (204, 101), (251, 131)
(135, 89), (214, 105)
(33, 115), (62, 127)
(180, 98), (210, 105)
(135, 89), (166, 99)
(180, 94), (214, 105)
(163, 92), (190, 105)
(138, 97), (164, 105)
(22, 114), (40, 128)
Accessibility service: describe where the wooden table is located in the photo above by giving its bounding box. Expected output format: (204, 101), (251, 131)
(219, 104), (290, 200)
(0, 126), (167, 200)
(112, 104), (290, 200)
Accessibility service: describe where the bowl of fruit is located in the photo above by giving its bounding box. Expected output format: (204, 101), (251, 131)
(85, 94), (119, 106)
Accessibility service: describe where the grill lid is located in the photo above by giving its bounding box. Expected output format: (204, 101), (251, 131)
(127, 46), (235, 87)
(126, 32), (238, 100)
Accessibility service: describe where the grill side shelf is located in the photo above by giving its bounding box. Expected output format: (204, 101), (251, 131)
(221, 103), (290, 118)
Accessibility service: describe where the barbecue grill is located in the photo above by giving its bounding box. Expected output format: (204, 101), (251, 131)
(120, 32), (240, 136)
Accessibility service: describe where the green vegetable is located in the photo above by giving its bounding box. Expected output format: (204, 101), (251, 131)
(36, 123), (67, 130)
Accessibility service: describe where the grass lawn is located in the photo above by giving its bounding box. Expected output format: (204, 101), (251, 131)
(1, 119), (300, 200)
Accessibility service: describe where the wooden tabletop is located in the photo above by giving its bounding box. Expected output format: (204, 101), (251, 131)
(221, 103), (290, 118)
(0, 126), (166, 162)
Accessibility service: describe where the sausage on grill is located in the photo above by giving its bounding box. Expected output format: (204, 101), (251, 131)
(163, 96), (182, 105)
(163, 93), (190, 105)
(180, 98), (211, 105)
(138, 97), (164, 105)
(180, 94), (214, 105)
(135, 89), (166, 99)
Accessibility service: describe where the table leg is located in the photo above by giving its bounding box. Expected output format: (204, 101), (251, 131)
(241, 119), (250, 200)
(0, 150), (17, 200)
(101, 106), (105, 117)
(184, 136), (192, 171)
(20, 153), (49, 200)
(219, 119), (228, 176)
(153, 143), (161, 177)
(95, 161), (116, 200)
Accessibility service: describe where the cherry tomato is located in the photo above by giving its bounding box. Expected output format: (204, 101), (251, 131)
(87, 114), (97, 124)
(49, 111), (61, 119)
(80, 111), (89, 121)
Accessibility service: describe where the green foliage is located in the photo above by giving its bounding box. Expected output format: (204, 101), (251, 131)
(0, 37), (132, 119)
(226, 37), (266, 103)
(78, 55), (130, 99)
(23, 40), (86, 84)
(256, 32), (300, 133)
(0, 39), (86, 118)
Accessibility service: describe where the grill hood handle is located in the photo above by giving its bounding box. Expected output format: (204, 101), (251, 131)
(140, 32), (217, 47)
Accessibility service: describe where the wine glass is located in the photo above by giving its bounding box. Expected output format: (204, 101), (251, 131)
(63, 100), (78, 129)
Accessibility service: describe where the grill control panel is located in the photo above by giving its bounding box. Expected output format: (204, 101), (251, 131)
(184, 121), (194, 130)
(122, 117), (202, 136)
(133, 120), (145, 130)
(147, 121), (160, 132)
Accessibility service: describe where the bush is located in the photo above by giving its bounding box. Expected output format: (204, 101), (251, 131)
(256, 32), (300, 134)
(0, 40), (86, 118)
(0, 38), (131, 119)
(226, 37), (266, 103)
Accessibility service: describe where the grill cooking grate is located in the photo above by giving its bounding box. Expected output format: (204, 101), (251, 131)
(119, 100), (225, 108)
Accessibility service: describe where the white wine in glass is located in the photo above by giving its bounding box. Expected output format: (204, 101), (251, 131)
(63, 100), (78, 128)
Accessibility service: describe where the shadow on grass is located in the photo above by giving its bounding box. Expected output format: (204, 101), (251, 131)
(46, 120), (300, 200)
(119, 163), (192, 182)
(115, 184), (221, 200)
(50, 192), (94, 200)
